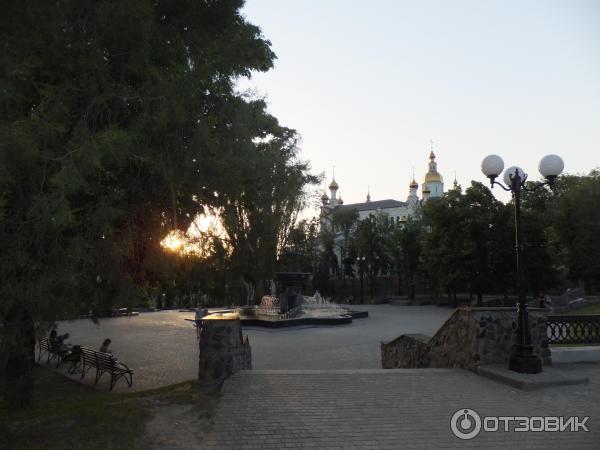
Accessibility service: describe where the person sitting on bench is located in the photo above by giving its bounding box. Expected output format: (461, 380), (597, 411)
(57, 332), (71, 355)
(49, 329), (58, 346)
(100, 338), (113, 354)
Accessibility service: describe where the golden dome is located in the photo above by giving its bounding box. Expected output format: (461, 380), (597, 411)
(328, 178), (339, 190)
(424, 172), (443, 183)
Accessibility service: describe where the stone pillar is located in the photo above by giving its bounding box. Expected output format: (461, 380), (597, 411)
(198, 313), (252, 389)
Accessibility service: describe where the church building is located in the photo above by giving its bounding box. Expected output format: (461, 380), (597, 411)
(319, 150), (445, 273)
(320, 150), (445, 227)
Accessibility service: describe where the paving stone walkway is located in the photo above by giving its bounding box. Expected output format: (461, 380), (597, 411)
(53, 305), (451, 391)
(206, 367), (600, 450)
(54, 306), (600, 449)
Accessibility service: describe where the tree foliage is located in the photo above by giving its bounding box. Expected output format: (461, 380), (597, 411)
(554, 171), (600, 293)
(0, 0), (316, 408)
(308, 173), (600, 305)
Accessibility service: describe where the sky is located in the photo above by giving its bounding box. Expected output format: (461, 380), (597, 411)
(237, 0), (600, 210)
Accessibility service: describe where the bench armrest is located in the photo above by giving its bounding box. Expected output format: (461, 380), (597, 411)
(115, 361), (132, 372)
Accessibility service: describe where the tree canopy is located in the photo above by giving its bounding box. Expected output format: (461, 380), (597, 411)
(0, 0), (317, 408)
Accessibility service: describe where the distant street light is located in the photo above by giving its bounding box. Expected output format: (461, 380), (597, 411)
(356, 256), (366, 304)
(481, 153), (564, 374)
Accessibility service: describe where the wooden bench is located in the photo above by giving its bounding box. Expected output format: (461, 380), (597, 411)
(80, 347), (133, 391)
(38, 336), (68, 368)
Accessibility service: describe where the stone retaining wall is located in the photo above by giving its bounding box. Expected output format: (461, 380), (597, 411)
(382, 307), (551, 370)
(198, 313), (251, 389)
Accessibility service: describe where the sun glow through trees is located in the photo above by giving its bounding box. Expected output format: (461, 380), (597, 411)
(160, 211), (228, 257)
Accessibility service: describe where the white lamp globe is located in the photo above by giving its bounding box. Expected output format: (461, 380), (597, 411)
(503, 166), (525, 186)
(481, 155), (504, 178)
(539, 154), (564, 178)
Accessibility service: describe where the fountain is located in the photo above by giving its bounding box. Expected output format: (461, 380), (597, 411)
(236, 251), (368, 327)
(237, 290), (368, 327)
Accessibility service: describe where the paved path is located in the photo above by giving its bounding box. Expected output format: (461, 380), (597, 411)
(53, 306), (600, 449)
(206, 367), (600, 449)
(54, 305), (452, 391)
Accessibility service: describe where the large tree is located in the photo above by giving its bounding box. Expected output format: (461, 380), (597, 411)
(554, 171), (600, 294)
(390, 217), (422, 299)
(0, 0), (284, 408)
(421, 182), (513, 306)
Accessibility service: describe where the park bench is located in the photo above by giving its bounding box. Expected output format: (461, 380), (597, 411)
(38, 336), (68, 368)
(80, 347), (133, 391)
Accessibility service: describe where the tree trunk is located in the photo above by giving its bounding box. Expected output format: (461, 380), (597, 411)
(397, 272), (403, 296)
(584, 278), (591, 296)
(1, 305), (36, 409)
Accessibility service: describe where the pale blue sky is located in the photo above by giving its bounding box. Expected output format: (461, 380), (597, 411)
(237, 0), (600, 209)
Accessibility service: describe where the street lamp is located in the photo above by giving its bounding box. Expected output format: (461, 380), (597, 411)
(481, 154), (564, 374)
(356, 256), (366, 304)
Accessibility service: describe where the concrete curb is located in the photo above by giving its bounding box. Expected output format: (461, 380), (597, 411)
(476, 364), (589, 391)
(551, 346), (600, 363)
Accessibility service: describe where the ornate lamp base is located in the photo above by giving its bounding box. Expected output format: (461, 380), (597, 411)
(509, 348), (542, 374)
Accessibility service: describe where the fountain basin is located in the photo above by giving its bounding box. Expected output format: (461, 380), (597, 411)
(237, 306), (368, 328)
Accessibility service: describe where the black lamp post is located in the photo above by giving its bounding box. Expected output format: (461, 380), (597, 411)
(367, 216), (376, 299)
(481, 154), (564, 374)
(356, 256), (366, 304)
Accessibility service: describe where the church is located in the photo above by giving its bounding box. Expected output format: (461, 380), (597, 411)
(319, 150), (446, 273)
(320, 150), (445, 227)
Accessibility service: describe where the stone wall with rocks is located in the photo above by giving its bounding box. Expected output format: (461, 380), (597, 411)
(381, 307), (551, 370)
(198, 313), (251, 389)
(381, 334), (430, 369)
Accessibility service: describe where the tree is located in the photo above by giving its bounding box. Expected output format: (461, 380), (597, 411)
(518, 181), (561, 297)
(421, 188), (469, 305)
(352, 212), (392, 298)
(0, 0), (280, 408)
(331, 208), (359, 279)
(421, 182), (513, 306)
(214, 103), (319, 303)
(555, 171), (600, 294)
(461, 182), (512, 305)
(286, 217), (321, 276)
(390, 217), (422, 299)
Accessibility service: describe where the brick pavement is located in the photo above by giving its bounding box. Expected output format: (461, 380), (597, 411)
(54, 306), (600, 449)
(206, 367), (600, 450)
(53, 305), (451, 391)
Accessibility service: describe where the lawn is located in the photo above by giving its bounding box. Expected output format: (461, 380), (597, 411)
(0, 366), (218, 450)
(567, 302), (600, 315)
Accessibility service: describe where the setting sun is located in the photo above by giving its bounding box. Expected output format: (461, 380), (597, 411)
(160, 210), (228, 257)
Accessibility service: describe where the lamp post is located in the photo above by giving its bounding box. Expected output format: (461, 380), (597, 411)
(356, 256), (366, 304)
(367, 216), (375, 299)
(481, 154), (564, 374)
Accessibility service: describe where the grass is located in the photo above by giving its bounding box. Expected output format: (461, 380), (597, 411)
(0, 366), (218, 450)
(566, 302), (600, 315)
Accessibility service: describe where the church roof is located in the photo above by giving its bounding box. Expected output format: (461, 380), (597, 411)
(338, 199), (407, 212)
(424, 172), (443, 183)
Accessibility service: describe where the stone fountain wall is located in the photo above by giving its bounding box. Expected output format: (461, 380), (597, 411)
(382, 307), (551, 370)
(198, 314), (252, 389)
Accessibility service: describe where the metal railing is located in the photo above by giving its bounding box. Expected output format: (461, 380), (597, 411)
(547, 315), (600, 345)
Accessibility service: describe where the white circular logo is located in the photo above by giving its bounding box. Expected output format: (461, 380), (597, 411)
(451, 408), (482, 440)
